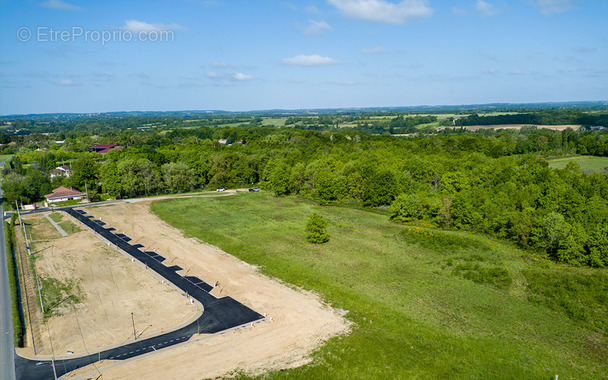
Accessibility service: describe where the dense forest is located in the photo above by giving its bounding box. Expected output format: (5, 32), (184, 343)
(454, 110), (608, 127)
(2, 111), (608, 268)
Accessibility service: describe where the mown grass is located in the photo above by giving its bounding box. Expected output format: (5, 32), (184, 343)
(49, 212), (81, 235)
(152, 192), (608, 379)
(548, 155), (608, 172)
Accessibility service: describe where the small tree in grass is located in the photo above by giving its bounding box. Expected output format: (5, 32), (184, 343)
(306, 213), (329, 244)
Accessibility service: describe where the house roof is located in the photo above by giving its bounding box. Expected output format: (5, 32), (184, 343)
(98, 146), (123, 155)
(44, 186), (85, 200)
(91, 144), (118, 149)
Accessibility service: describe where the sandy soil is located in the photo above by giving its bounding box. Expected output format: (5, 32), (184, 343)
(15, 212), (197, 358)
(68, 199), (350, 379)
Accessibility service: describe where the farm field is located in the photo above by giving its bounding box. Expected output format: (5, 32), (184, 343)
(261, 117), (288, 127)
(460, 124), (581, 131)
(548, 155), (608, 172)
(151, 192), (608, 379)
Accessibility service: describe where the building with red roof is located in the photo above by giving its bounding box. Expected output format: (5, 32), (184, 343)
(44, 186), (86, 203)
(90, 144), (123, 155)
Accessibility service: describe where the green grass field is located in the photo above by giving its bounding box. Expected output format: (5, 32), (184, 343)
(548, 156), (608, 173)
(261, 117), (288, 127)
(151, 193), (608, 379)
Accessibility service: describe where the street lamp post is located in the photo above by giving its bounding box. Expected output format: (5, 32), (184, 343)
(131, 312), (136, 340)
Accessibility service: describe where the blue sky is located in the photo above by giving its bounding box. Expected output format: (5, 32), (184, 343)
(0, 0), (606, 114)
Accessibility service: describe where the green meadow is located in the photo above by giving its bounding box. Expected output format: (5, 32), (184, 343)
(151, 192), (607, 379)
(548, 155), (608, 173)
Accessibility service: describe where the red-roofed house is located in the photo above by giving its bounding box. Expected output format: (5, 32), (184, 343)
(44, 186), (86, 204)
(90, 144), (123, 155)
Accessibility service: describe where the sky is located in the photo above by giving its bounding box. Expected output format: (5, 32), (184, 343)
(0, 0), (607, 115)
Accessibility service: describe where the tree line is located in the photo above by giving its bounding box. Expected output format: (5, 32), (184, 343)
(2, 125), (608, 268)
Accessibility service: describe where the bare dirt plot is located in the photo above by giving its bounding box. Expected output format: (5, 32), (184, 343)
(459, 124), (581, 131)
(73, 200), (350, 380)
(15, 212), (197, 358)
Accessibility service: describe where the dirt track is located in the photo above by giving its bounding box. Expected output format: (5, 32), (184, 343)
(66, 199), (350, 379)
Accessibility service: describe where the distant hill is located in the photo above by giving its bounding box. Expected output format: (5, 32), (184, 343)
(1, 100), (607, 121)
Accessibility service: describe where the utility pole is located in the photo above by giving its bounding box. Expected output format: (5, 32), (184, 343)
(84, 180), (89, 202)
(15, 200), (22, 225)
(36, 276), (44, 314)
(131, 312), (136, 340)
(46, 322), (58, 380)
(16, 202), (31, 256)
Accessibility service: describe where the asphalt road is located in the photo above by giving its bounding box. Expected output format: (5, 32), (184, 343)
(15, 207), (264, 380)
(0, 184), (17, 380)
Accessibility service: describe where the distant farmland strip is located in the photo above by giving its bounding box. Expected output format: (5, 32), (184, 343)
(458, 124), (581, 131)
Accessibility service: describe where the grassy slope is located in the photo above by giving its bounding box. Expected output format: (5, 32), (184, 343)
(548, 156), (608, 172)
(151, 193), (607, 379)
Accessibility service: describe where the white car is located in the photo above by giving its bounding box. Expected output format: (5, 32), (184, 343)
(216, 188), (226, 192)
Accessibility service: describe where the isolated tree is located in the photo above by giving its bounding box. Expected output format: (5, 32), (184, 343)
(306, 213), (329, 244)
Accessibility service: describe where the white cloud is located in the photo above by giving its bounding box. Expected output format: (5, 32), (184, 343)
(536, 0), (573, 15)
(476, 0), (498, 17)
(361, 46), (385, 54)
(40, 0), (83, 11)
(56, 79), (80, 86)
(305, 5), (321, 13)
(298, 20), (332, 35)
(232, 72), (253, 81)
(205, 71), (254, 82)
(281, 54), (340, 66)
(123, 20), (184, 33)
(210, 62), (236, 68)
(452, 7), (467, 15)
(328, 0), (433, 24)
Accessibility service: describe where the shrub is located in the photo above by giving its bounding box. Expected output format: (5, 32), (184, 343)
(306, 212), (329, 244)
(453, 262), (512, 290)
